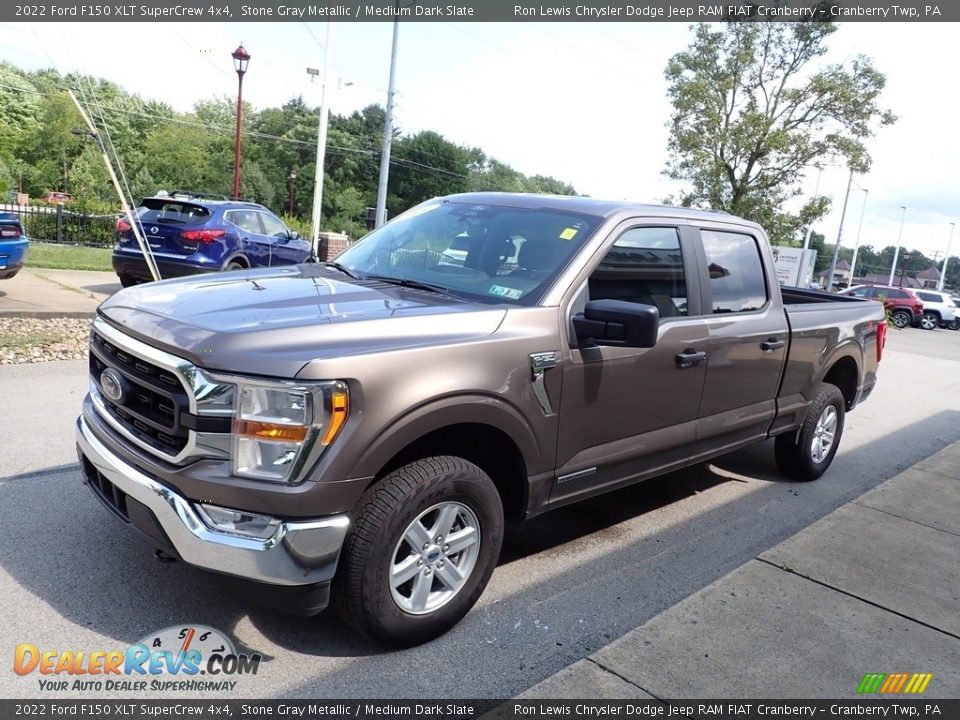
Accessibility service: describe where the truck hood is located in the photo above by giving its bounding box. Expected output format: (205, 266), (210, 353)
(98, 265), (507, 378)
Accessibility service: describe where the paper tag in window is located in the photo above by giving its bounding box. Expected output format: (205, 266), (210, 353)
(559, 228), (578, 240)
(489, 285), (523, 300)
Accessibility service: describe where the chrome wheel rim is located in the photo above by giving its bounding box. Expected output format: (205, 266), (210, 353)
(921, 315), (937, 330)
(810, 405), (838, 464)
(389, 502), (481, 615)
(893, 313), (909, 328)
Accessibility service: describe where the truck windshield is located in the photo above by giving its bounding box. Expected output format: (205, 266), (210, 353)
(336, 201), (601, 306)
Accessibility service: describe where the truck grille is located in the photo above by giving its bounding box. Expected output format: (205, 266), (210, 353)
(89, 330), (190, 455)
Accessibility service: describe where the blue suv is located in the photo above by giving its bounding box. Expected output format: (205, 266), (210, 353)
(113, 194), (313, 287)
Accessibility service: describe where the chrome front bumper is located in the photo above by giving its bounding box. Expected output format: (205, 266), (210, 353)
(76, 414), (350, 587)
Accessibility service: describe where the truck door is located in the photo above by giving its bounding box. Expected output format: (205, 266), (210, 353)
(691, 227), (789, 461)
(551, 222), (710, 505)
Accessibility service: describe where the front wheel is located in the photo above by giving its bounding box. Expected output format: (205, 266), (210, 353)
(919, 312), (939, 330)
(890, 310), (911, 329)
(775, 383), (846, 482)
(333, 456), (504, 646)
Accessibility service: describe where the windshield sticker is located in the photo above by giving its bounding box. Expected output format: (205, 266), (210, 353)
(488, 285), (523, 300)
(559, 227), (578, 240)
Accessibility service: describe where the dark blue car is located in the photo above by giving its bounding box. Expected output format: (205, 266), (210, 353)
(113, 194), (313, 287)
(0, 212), (28, 280)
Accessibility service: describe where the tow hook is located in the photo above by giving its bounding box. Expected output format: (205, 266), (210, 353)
(154, 549), (177, 563)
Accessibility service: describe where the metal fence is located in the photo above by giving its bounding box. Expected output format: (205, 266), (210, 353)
(0, 203), (118, 246)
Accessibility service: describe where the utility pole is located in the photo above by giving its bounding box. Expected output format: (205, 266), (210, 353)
(310, 23), (335, 259)
(939, 222), (955, 291)
(827, 168), (854, 291)
(848, 188), (868, 285)
(887, 206), (908, 286)
(375, 19), (400, 229)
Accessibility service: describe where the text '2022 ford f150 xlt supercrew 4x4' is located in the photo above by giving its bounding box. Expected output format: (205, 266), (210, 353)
(76, 193), (886, 645)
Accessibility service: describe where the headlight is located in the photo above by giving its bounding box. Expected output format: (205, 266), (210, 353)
(231, 380), (349, 483)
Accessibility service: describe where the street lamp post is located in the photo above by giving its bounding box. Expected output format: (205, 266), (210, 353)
(848, 187), (868, 285)
(231, 44), (251, 201)
(887, 206), (907, 286)
(827, 168), (854, 290)
(939, 222), (955, 292)
(288, 167), (297, 215)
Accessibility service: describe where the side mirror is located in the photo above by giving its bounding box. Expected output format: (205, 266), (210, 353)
(290, 231), (300, 240)
(572, 299), (659, 348)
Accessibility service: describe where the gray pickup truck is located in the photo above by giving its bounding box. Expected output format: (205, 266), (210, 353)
(76, 193), (886, 645)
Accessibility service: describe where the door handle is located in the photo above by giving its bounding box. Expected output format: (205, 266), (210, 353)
(675, 349), (707, 369)
(760, 338), (786, 352)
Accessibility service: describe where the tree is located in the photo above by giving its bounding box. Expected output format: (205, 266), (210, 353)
(664, 22), (895, 244)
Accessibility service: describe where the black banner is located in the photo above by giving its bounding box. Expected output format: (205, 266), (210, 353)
(1, 700), (957, 720)
(3, 0), (956, 23)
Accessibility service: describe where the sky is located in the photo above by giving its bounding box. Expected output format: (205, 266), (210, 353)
(1, 20), (958, 267)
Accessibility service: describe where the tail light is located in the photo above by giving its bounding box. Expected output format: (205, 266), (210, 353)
(116, 218), (131, 233)
(876, 320), (886, 363)
(0, 225), (20, 238)
(181, 229), (226, 243)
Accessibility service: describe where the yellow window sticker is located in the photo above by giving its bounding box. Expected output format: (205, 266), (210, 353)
(559, 228), (578, 240)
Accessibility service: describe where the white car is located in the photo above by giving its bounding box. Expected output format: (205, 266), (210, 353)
(914, 289), (958, 330)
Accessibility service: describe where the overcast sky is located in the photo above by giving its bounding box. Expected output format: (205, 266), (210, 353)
(2, 21), (958, 265)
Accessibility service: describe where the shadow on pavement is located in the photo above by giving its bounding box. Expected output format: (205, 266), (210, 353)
(0, 410), (958, 696)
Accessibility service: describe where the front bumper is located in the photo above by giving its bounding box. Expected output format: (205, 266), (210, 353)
(76, 413), (350, 588)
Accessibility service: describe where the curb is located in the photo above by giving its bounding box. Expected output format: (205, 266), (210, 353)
(0, 311), (96, 319)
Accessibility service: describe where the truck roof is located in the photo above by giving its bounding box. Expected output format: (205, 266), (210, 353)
(439, 192), (762, 230)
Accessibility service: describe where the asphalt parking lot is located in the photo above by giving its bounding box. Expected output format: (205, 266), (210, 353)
(1, 326), (958, 699)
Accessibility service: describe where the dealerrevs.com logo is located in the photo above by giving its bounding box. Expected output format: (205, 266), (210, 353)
(13, 625), (261, 693)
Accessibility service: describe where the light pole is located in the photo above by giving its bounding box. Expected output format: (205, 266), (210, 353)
(288, 167), (297, 215)
(848, 187), (868, 285)
(887, 206), (908, 286)
(375, 19), (400, 229)
(939, 222), (955, 291)
(308, 22), (335, 258)
(802, 164), (824, 251)
(231, 44), (251, 201)
(827, 168), (854, 290)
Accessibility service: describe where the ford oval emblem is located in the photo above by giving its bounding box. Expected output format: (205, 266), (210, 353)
(100, 368), (125, 403)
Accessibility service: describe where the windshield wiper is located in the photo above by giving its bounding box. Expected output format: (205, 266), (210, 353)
(322, 261), (360, 280)
(361, 274), (456, 297)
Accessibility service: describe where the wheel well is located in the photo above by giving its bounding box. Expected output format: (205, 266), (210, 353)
(923, 309), (940, 318)
(225, 254), (249, 268)
(373, 423), (528, 521)
(823, 356), (858, 410)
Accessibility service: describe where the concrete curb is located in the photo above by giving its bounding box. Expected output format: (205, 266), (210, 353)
(0, 310), (96, 319)
(519, 440), (960, 699)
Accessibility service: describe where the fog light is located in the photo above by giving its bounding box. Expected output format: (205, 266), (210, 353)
(197, 503), (281, 540)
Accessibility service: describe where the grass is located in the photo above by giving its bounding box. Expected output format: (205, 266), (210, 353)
(24, 242), (113, 272)
(0, 329), (65, 350)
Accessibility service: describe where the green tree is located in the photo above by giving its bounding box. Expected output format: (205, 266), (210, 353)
(664, 22), (895, 244)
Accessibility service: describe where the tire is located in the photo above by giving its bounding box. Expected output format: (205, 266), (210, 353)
(224, 260), (245, 272)
(919, 312), (939, 330)
(333, 456), (504, 646)
(949, 319), (960, 331)
(775, 383), (845, 482)
(118, 274), (139, 288)
(890, 310), (911, 329)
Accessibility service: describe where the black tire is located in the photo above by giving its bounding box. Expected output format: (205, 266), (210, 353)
(224, 260), (245, 271)
(949, 319), (960, 331)
(118, 274), (139, 288)
(775, 383), (845, 482)
(890, 310), (911, 329)
(919, 312), (939, 330)
(333, 456), (504, 646)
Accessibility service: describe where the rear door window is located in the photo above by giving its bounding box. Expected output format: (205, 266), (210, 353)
(700, 230), (768, 314)
(138, 199), (210, 226)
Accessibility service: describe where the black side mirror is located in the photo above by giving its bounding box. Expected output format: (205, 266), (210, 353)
(573, 299), (659, 348)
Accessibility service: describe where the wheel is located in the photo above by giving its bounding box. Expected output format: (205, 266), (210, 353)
(333, 456), (504, 646)
(919, 312), (939, 330)
(118, 274), (139, 288)
(775, 383), (845, 482)
(949, 319), (960, 331)
(224, 261), (245, 271)
(890, 310), (911, 329)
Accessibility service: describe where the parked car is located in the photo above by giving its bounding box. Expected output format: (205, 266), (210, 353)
(77, 193), (885, 645)
(112, 193), (313, 287)
(912, 289), (958, 330)
(839, 285), (924, 328)
(0, 212), (28, 279)
(41, 191), (73, 205)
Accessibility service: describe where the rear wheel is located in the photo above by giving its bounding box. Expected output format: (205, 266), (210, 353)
(775, 383), (845, 482)
(949, 319), (960, 331)
(333, 456), (503, 646)
(224, 260), (245, 272)
(919, 312), (939, 330)
(118, 274), (139, 288)
(890, 310), (911, 329)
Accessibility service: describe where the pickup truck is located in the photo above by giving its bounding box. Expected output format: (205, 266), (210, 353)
(75, 193), (886, 645)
